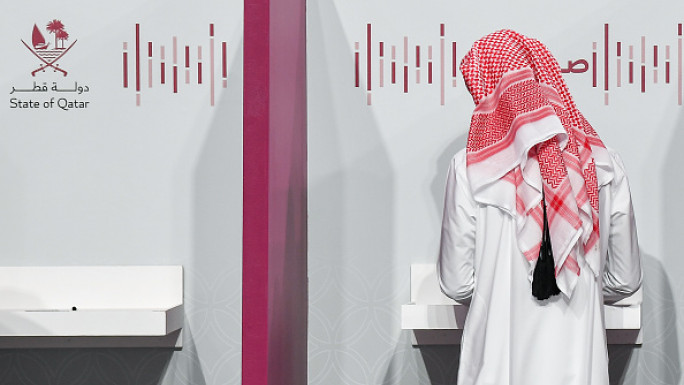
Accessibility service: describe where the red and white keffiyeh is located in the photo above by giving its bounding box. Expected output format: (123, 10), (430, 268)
(460, 30), (608, 297)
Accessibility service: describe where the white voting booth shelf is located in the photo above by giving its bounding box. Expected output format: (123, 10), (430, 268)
(402, 264), (642, 345)
(0, 266), (183, 349)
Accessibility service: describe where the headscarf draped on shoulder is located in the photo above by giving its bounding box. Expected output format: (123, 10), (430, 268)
(460, 29), (610, 298)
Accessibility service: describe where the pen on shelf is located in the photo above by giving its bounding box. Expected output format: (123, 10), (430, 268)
(25, 307), (78, 312)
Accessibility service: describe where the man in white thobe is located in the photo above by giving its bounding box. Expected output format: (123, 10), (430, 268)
(438, 30), (642, 385)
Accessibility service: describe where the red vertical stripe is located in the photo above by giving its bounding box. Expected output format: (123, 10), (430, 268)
(604, 24), (609, 91)
(197, 46), (203, 84)
(210, 28), (215, 106)
(679, 23), (683, 36)
(355, 52), (359, 87)
(629, 62), (633, 83)
(666, 61), (670, 83)
(592, 51), (597, 87)
(440, 23), (445, 37)
(416, 46), (420, 67)
(428, 62), (433, 83)
(452, 42), (457, 77)
(223, 42), (228, 78)
(654, 46), (658, 67)
(185, 46), (190, 68)
(243, 0), (308, 381)
(135, 24), (140, 92)
(367, 24), (371, 91)
(148, 42), (152, 57)
(173, 66), (178, 93)
(617, 42), (621, 57)
(123, 52), (128, 88)
(243, 0), (268, 380)
(160, 46), (166, 84)
(391, 61), (396, 84)
(379, 42), (384, 57)
(641, 65), (645, 92)
(403, 65), (408, 93)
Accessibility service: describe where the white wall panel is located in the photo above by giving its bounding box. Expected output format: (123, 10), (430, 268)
(0, 1), (242, 384)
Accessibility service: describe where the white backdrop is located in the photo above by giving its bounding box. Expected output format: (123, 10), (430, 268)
(308, 0), (684, 384)
(0, 1), (242, 384)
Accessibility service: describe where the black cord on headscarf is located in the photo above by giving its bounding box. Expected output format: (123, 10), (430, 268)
(532, 190), (561, 300)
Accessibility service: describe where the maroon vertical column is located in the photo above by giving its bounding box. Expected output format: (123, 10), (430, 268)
(243, 0), (308, 383)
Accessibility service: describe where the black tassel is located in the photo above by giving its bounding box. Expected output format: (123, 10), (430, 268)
(532, 192), (561, 300)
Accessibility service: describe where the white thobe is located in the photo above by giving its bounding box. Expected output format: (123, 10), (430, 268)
(437, 148), (642, 385)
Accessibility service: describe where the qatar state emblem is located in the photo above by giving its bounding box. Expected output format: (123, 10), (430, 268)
(21, 20), (77, 76)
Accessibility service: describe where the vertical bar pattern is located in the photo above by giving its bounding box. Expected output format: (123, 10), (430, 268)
(416, 45), (420, 84)
(136, 24), (140, 93)
(440, 23), (445, 105)
(127, 23), (264, 99)
(222, 42), (228, 78)
(367, 24), (372, 92)
(198, 46), (203, 84)
(161, 46), (166, 84)
(679, 24), (682, 105)
(173, 37), (178, 93)
(666, 45), (670, 84)
(592, 42), (597, 87)
(391, 45), (396, 84)
(185, 46), (190, 68)
(604, 24), (609, 92)
(210, 23), (215, 106)
(379, 42), (384, 87)
(428, 45), (433, 84)
(641, 36), (646, 93)
(354, 42), (359, 87)
(223, 41), (228, 89)
(185, 45), (190, 84)
(339, 22), (684, 106)
(654, 45), (658, 83)
(452, 41), (457, 87)
(617, 41), (622, 87)
(148, 42), (153, 88)
(123, 42), (128, 88)
(403, 37), (408, 93)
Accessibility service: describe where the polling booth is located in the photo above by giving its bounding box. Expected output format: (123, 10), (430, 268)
(0, 0), (243, 383)
(2, 0), (684, 384)
(307, 1), (684, 384)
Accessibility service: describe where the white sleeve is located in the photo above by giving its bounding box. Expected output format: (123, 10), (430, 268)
(437, 151), (477, 304)
(602, 151), (643, 304)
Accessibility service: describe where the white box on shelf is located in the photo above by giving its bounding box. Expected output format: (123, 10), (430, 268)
(0, 266), (183, 349)
(402, 264), (641, 345)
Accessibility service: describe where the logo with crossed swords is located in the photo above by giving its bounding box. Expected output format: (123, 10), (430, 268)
(21, 20), (77, 77)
